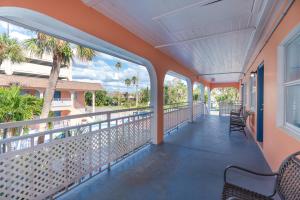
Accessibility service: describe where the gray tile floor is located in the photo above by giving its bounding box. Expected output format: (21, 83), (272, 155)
(59, 115), (274, 200)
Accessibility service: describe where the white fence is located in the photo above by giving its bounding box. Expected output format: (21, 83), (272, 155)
(164, 102), (191, 133)
(219, 102), (242, 116)
(0, 107), (153, 200)
(192, 101), (206, 120)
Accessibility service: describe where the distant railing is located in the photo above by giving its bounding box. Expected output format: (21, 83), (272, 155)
(219, 101), (242, 116)
(0, 107), (153, 199)
(164, 102), (191, 133)
(52, 98), (73, 107)
(193, 101), (205, 120)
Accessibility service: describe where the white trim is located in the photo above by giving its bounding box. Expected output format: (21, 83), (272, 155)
(277, 22), (300, 140)
(0, 7), (159, 143)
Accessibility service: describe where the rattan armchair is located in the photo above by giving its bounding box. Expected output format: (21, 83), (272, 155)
(222, 151), (300, 200)
(229, 110), (251, 136)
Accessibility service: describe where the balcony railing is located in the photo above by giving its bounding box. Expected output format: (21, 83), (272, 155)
(219, 101), (242, 116)
(52, 98), (73, 107)
(193, 101), (206, 120)
(0, 107), (153, 199)
(164, 102), (190, 133)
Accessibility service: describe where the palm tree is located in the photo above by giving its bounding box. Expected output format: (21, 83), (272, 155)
(0, 33), (25, 66)
(124, 78), (131, 101)
(131, 76), (139, 107)
(24, 32), (95, 143)
(115, 61), (122, 70)
(0, 85), (42, 139)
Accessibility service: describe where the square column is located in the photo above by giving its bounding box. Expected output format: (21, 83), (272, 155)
(200, 84), (205, 102)
(207, 87), (211, 114)
(71, 91), (75, 107)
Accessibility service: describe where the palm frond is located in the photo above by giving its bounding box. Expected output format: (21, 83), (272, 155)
(76, 46), (95, 62)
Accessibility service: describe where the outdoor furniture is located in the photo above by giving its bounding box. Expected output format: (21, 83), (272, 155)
(222, 151), (300, 200)
(230, 106), (244, 117)
(229, 110), (250, 136)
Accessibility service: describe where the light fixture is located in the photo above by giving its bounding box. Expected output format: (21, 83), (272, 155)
(250, 70), (257, 78)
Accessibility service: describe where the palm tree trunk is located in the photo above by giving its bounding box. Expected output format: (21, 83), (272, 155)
(38, 53), (62, 144)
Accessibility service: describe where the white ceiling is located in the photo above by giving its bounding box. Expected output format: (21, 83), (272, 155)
(82, 0), (279, 83)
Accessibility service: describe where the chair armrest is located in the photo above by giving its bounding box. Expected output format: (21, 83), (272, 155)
(224, 165), (278, 197)
(230, 111), (240, 116)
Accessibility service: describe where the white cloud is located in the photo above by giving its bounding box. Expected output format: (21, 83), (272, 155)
(97, 52), (116, 61)
(0, 21), (7, 30)
(10, 31), (32, 41)
(72, 63), (150, 93)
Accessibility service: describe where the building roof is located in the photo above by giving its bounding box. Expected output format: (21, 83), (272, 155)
(0, 74), (102, 91)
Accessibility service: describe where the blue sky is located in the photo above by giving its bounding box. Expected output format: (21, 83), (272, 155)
(0, 20), (185, 93)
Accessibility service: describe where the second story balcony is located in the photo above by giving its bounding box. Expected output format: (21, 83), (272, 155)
(51, 98), (73, 108)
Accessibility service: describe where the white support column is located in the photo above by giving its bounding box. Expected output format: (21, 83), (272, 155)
(200, 84), (205, 102)
(187, 79), (193, 122)
(207, 87), (211, 114)
(92, 91), (96, 113)
(71, 91), (75, 107)
(38, 90), (44, 99)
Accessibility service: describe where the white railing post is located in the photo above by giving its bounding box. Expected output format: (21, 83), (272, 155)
(107, 112), (111, 171)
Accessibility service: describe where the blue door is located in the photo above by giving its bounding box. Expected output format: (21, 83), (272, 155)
(53, 111), (61, 117)
(54, 91), (61, 99)
(257, 64), (264, 142)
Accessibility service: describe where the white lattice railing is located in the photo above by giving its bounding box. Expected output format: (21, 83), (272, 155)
(192, 101), (205, 120)
(0, 107), (153, 200)
(219, 102), (242, 116)
(164, 102), (191, 133)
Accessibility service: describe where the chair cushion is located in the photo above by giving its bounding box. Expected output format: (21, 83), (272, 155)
(222, 183), (273, 200)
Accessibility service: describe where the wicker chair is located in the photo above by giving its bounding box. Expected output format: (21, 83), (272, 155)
(222, 151), (300, 200)
(230, 106), (244, 117)
(229, 110), (250, 136)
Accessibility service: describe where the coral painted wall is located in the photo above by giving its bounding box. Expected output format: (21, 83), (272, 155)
(242, 1), (300, 170)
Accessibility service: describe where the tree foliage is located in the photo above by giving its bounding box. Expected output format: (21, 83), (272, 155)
(0, 86), (42, 123)
(164, 80), (188, 105)
(85, 90), (113, 107)
(211, 87), (239, 103)
(0, 86), (43, 138)
(139, 87), (150, 104)
(0, 33), (25, 66)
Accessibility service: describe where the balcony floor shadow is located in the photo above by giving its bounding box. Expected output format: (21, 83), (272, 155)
(59, 115), (274, 200)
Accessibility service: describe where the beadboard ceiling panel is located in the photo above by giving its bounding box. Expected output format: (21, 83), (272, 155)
(82, 0), (280, 83)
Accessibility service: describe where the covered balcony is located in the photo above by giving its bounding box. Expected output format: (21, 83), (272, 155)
(0, 0), (300, 200)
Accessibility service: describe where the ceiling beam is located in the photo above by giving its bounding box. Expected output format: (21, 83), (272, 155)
(155, 27), (256, 48)
(199, 72), (244, 76)
(152, 0), (225, 21)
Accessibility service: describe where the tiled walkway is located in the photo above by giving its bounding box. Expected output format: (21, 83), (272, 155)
(59, 115), (274, 200)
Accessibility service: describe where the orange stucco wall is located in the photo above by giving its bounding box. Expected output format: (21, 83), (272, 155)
(74, 91), (86, 108)
(242, 1), (300, 170)
(210, 82), (239, 90)
(60, 91), (70, 99)
(0, 0), (210, 144)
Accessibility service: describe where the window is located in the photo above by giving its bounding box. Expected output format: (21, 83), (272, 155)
(249, 76), (256, 111)
(278, 27), (300, 139)
(282, 33), (300, 134)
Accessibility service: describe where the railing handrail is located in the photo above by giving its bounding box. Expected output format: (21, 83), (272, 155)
(0, 110), (153, 145)
(164, 102), (189, 106)
(0, 106), (153, 129)
(52, 98), (72, 101)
